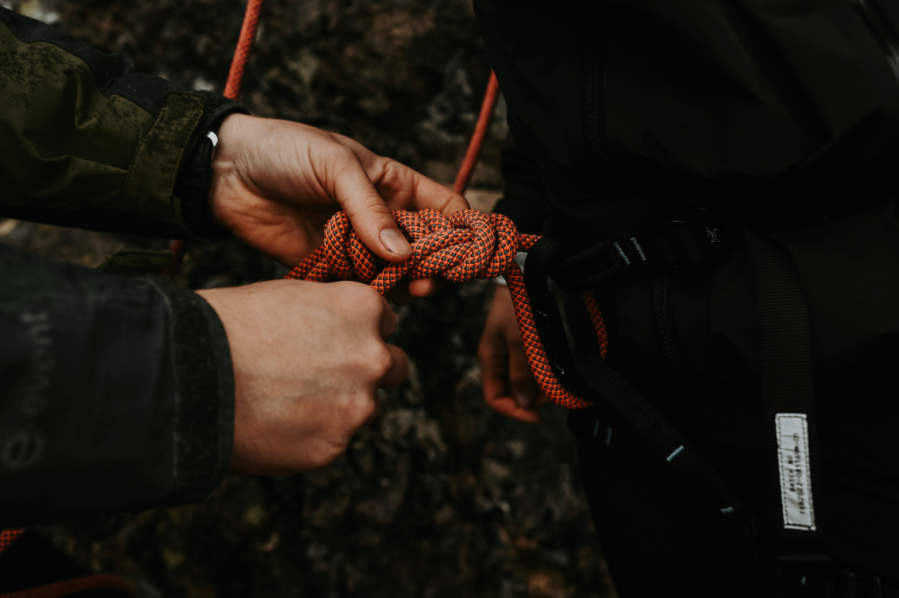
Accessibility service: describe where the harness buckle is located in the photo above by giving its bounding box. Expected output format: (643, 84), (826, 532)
(549, 207), (730, 292)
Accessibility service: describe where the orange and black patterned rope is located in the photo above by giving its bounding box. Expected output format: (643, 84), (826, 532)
(286, 208), (606, 410)
(223, 0), (264, 101)
(152, 0), (600, 409)
(0, 528), (23, 557)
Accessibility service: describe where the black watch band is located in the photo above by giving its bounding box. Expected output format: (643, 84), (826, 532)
(174, 124), (227, 239)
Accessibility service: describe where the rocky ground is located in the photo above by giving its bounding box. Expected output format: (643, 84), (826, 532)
(1, 1), (617, 596)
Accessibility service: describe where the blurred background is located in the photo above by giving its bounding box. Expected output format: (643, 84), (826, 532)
(0, 1), (616, 596)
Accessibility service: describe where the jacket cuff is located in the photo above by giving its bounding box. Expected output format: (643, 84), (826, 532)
(176, 100), (250, 241)
(194, 93), (251, 146)
(123, 93), (249, 240)
(0, 246), (234, 526)
(147, 276), (235, 504)
(120, 93), (208, 228)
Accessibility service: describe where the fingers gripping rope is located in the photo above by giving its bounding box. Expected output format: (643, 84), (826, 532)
(285, 209), (606, 410)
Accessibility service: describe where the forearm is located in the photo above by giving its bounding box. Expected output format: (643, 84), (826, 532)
(0, 8), (246, 238)
(0, 243), (234, 526)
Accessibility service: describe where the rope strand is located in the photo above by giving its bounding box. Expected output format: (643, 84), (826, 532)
(453, 72), (500, 195)
(0, 529), (24, 557)
(224, 0), (265, 101)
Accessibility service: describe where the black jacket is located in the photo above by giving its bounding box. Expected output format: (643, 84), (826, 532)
(475, 0), (899, 580)
(478, 0), (899, 233)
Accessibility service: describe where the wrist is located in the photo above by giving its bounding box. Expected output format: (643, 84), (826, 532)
(208, 114), (259, 228)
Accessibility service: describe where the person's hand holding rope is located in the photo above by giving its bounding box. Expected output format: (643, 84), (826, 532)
(209, 114), (470, 302)
(196, 114), (469, 475)
(478, 286), (549, 424)
(199, 280), (406, 476)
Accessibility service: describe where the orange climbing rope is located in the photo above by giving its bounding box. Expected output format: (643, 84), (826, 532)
(0, 574), (136, 598)
(3, 530), (136, 596)
(453, 72), (499, 195)
(285, 209), (606, 409)
(164, 0), (265, 278)
(223, 0), (265, 101)
(0, 529), (23, 557)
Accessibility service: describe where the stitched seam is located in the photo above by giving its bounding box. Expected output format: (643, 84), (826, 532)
(165, 95), (207, 220)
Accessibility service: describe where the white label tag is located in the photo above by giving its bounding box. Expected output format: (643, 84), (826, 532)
(776, 414), (816, 530)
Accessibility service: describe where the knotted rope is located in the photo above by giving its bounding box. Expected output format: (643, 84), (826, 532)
(285, 208), (606, 410)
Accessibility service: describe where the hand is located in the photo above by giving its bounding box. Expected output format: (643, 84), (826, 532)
(477, 286), (549, 424)
(197, 280), (408, 475)
(209, 114), (470, 300)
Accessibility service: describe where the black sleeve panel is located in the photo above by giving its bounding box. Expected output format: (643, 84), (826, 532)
(493, 132), (550, 235)
(0, 8), (248, 239)
(0, 242), (234, 526)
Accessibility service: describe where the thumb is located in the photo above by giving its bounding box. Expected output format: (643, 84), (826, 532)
(331, 152), (412, 262)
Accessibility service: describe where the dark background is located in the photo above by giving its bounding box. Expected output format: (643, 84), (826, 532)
(0, 1), (617, 596)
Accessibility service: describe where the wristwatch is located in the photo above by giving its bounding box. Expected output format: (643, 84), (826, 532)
(174, 126), (227, 239)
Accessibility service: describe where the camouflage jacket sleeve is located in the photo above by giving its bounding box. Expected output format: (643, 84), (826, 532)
(0, 7), (248, 239)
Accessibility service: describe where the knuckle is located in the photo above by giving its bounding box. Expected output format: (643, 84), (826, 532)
(377, 157), (399, 178)
(360, 193), (392, 216)
(358, 394), (378, 423)
(330, 143), (356, 162)
(366, 343), (394, 378)
(356, 284), (387, 315)
(335, 281), (382, 313)
(339, 391), (377, 428)
(325, 145), (359, 177)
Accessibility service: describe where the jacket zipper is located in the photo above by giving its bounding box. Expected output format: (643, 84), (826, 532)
(583, 44), (618, 179)
(851, 0), (899, 83)
(579, 5), (632, 198)
(651, 275), (689, 376)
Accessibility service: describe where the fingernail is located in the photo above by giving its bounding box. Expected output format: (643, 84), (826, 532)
(516, 391), (533, 409)
(380, 228), (412, 255)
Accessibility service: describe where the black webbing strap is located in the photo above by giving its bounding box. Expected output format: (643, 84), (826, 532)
(525, 236), (597, 397)
(528, 223), (834, 574)
(573, 353), (767, 564)
(743, 228), (831, 572)
(526, 235), (767, 566)
(550, 209), (728, 292)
